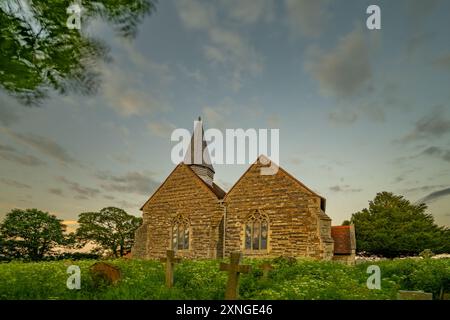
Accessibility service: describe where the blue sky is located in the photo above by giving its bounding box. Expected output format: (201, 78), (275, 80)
(1, 0), (450, 226)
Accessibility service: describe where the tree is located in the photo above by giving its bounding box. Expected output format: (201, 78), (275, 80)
(350, 192), (450, 257)
(76, 207), (142, 257)
(0, 0), (156, 105)
(0, 208), (67, 261)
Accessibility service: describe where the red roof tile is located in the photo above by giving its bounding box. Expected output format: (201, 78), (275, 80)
(331, 225), (355, 255)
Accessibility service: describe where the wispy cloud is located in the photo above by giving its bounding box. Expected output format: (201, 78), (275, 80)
(220, 0), (274, 25)
(419, 146), (450, 162)
(0, 95), (21, 126)
(432, 53), (450, 70)
(330, 185), (362, 193)
(98, 40), (173, 117)
(285, 0), (331, 38)
(0, 144), (45, 167)
(328, 109), (358, 125)
(0, 178), (31, 189)
(48, 188), (64, 196)
(96, 171), (159, 196)
(399, 106), (450, 142)
(305, 26), (372, 98)
(4, 130), (78, 165)
(57, 176), (101, 200)
(420, 187), (450, 203)
(148, 120), (177, 138)
(176, 0), (264, 92)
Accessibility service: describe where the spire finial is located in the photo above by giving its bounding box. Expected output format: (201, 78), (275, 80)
(198, 116), (201, 121)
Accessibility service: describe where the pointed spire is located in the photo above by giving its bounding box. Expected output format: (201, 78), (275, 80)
(184, 118), (215, 186)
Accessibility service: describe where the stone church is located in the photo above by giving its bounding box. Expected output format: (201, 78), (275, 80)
(132, 120), (355, 263)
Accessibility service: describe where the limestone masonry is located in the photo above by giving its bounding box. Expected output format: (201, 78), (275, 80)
(132, 120), (355, 264)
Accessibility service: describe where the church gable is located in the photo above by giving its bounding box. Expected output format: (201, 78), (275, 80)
(224, 155), (323, 204)
(135, 163), (225, 259)
(223, 155), (330, 259)
(141, 163), (222, 211)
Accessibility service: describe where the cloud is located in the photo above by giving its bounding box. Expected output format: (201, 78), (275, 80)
(98, 40), (173, 117)
(285, 0), (330, 38)
(330, 185), (362, 193)
(404, 0), (441, 55)
(420, 187), (450, 203)
(4, 130), (78, 165)
(0, 178), (31, 189)
(305, 27), (371, 98)
(178, 65), (207, 84)
(48, 188), (64, 196)
(96, 171), (159, 196)
(0, 96), (20, 126)
(220, 0), (274, 24)
(419, 146), (450, 162)
(432, 53), (450, 70)
(175, 0), (264, 92)
(110, 154), (133, 165)
(101, 68), (171, 116)
(114, 200), (136, 209)
(58, 176), (101, 200)
(404, 184), (446, 193)
(202, 106), (230, 129)
(148, 120), (177, 138)
(177, 0), (216, 30)
(400, 106), (450, 142)
(0, 144), (46, 167)
(205, 28), (264, 91)
(407, 0), (441, 23)
(328, 109), (358, 125)
(267, 114), (280, 127)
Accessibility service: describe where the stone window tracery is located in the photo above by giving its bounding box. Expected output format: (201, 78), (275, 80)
(244, 210), (269, 251)
(172, 215), (190, 250)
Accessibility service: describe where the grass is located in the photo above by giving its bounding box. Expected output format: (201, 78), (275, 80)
(0, 257), (448, 300)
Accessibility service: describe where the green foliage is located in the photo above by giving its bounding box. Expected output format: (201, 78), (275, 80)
(419, 249), (434, 259)
(356, 259), (450, 299)
(76, 207), (142, 257)
(0, 208), (67, 261)
(0, 258), (448, 300)
(351, 192), (450, 257)
(0, 0), (156, 105)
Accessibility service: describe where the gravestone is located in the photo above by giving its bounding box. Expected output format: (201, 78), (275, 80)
(397, 290), (433, 300)
(160, 250), (181, 288)
(220, 251), (251, 300)
(90, 262), (121, 286)
(260, 263), (273, 280)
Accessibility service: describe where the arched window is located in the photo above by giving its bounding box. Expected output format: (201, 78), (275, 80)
(244, 210), (269, 251)
(172, 215), (190, 250)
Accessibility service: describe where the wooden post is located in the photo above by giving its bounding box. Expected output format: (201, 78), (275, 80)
(220, 251), (251, 300)
(160, 250), (181, 288)
(260, 263), (273, 280)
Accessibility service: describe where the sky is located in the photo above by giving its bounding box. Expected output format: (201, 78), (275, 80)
(1, 0), (450, 227)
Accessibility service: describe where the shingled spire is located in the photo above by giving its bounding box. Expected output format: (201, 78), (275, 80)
(184, 117), (215, 186)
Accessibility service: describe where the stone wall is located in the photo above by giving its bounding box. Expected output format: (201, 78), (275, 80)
(132, 164), (224, 259)
(223, 160), (333, 260)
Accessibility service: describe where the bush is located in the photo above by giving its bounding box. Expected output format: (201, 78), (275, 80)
(0, 258), (448, 300)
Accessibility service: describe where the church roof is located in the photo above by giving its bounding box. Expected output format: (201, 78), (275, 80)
(331, 225), (356, 255)
(183, 117), (214, 173)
